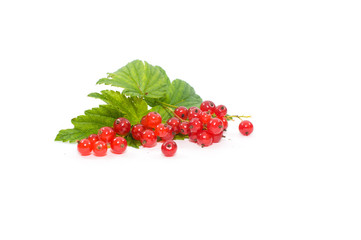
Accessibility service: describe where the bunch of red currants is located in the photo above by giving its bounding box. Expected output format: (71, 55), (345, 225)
(77, 100), (253, 157)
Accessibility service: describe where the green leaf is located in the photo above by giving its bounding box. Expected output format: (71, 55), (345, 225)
(55, 128), (96, 143)
(71, 115), (115, 131)
(85, 104), (122, 119)
(97, 60), (170, 99)
(144, 65), (171, 107)
(125, 135), (141, 149)
(55, 105), (120, 143)
(166, 79), (202, 107)
(150, 79), (202, 121)
(88, 90), (149, 125)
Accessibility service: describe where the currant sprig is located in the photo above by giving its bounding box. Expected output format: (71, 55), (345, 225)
(76, 100), (253, 157)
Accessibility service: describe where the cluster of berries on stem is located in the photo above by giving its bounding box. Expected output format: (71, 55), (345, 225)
(77, 100), (253, 157)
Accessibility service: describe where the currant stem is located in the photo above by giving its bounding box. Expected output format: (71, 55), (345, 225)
(225, 115), (251, 121)
(158, 101), (178, 109)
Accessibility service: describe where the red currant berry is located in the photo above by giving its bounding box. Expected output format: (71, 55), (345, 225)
(212, 131), (223, 143)
(197, 131), (213, 147)
(174, 106), (188, 120)
(113, 118), (131, 136)
(206, 118), (224, 135)
(98, 127), (115, 143)
(110, 137), (127, 154)
(179, 121), (190, 135)
(77, 139), (92, 156)
(161, 140), (177, 157)
(199, 111), (212, 124)
(214, 105), (227, 117)
(141, 129), (157, 147)
(93, 140), (107, 156)
(200, 100), (216, 114)
(155, 123), (168, 138)
(131, 124), (145, 141)
(167, 117), (181, 134)
(219, 117), (228, 130)
(239, 120), (254, 136)
(188, 107), (202, 120)
(88, 134), (99, 148)
(189, 132), (198, 143)
(161, 125), (175, 141)
(146, 112), (162, 129)
(189, 118), (202, 133)
(141, 116), (148, 127)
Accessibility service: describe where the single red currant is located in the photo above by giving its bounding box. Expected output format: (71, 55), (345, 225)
(155, 123), (168, 138)
(188, 107), (202, 120)
(179, 121), (190, 135)
(98, 127), (115, 143)
(167, 117), (181, 134)
(141, 129), (157, 147)
(110, 137), (127, 154)
(189, 132), (198, 143)
(214, 105), (227, 117)
(131, 124), (145, 141)
(239, 120), (254, 136)
(197, 131), (213, 147)
(77, 139), (92, 156)
(200, 100), (216, 114)
(113, 118), (131, 136)
(161, 140), (177, 157)
(174, 106), (188, 120)
(93, 140), (107, 156)
(188, 118), (202, 133)
(87, 134), (99, 148)
(146, 112), (162, 129)
(206, 118), (224, 135)
(219, 117), (228, 130)
(199, 111), (212, 124)
(212, 131), (224, 143)
(161, 125), (175, 141)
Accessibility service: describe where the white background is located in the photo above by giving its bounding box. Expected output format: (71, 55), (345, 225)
(1, 0), (360, 239)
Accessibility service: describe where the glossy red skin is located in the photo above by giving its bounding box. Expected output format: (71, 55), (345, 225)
(113, 118), (131, 136)
(93, 141), (107, 156)
(146, 112), (162, 129)
(98, 127), (116, 143)
(131, 124), (145, 140)
(161, 140), (177, 157)
(87, 134), (99, 148)
(239, 120), (254, 136)
(219, 117), (228, 130)
(110, 137), (127, 154)
(77, 139), (92, 156)
(179, 122), (190, 135)
(174, 106), (188, 120)
(212, 131), (223, 143)
(155, 123), (168, 138)
(161, 125), (175, 141)
(197, 131), (213, 147)
(214, 105), (227, 118)
(206, 118), (224, 135)
(141, 129), (157, 147)
(189, 118), (202, 133)
(167, 117), (181, 134)
(189, 132), (198, 143)
(188, 107), (202, 120)
(200, 100), (216, 114)
(199, 111), (212, 124)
